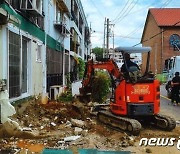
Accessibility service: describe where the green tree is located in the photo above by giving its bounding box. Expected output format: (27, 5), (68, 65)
(91, 71), (111, 103)
(78, 57), (85, 79)
(92, 47), (103, 59)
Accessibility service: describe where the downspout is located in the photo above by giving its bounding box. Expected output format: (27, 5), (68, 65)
(43, 33), (47, 94)
(161, 28), (164, 73)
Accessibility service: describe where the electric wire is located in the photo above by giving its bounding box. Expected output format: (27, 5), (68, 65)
(112, 0), (130, 22)
(116, 0), (173, 44)
(125, 24), (144, 37)
(89, 0), (104, 18)
(133, 20), (180, 47)
(114, 0), (139, 24)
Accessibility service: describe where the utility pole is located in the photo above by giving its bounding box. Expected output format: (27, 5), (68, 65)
(103, 18), (106, 58)
(103, 18), (114, 58)
(106, 18), (109, 58)
(113, 24), (115, 49)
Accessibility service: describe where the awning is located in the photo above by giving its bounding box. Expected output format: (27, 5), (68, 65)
(115, 46), (151, 53)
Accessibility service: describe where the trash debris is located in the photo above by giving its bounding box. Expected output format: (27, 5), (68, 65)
(0, 94), (179, 153)
(50, 122), (56, 127)
(64, 136), (81, 142)
(54, 116), (58, 121)
(65, 121), (72, 128)
(41, 93), (49, 105)
(40, 126), (44, 130)
(82, 130), (88, 136)
(71, 119), (85, 128)
(22, 127), (32, 131)
(74, 127), (83, 135)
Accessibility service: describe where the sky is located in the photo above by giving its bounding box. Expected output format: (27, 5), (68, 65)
(81, 0), (180, 48)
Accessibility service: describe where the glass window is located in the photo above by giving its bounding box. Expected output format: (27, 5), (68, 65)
(169, 34), (180, 51)
(9, 31), (29, 98)
(9, 31), (21, 98)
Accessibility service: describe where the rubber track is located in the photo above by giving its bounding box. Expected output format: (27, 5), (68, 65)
(155, 114), (176, 131)
(97, 111), (141, 135)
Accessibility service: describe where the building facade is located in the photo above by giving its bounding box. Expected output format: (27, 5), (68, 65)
(141, 8), (180, 74)
(109, 49), (142, 69)
(0, 0), (91, 101)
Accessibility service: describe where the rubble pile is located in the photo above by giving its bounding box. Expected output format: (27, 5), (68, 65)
(0, 98), (180, 153)
(0, 98), (129, 151)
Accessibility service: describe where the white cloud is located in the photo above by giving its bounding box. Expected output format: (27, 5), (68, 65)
(100, 0), (114, 7)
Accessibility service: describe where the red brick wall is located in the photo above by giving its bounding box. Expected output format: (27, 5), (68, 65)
(142, 13), (180, 74)
(162, 27), (180, 66)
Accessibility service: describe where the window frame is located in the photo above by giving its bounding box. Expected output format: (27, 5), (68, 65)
(7, 28), (31, 100)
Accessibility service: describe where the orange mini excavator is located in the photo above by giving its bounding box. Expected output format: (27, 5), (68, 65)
(80, 47), (176, 135)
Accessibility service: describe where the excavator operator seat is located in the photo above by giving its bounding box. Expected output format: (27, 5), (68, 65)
(128, 66), (141, 83)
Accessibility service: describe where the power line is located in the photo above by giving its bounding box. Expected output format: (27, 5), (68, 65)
(114, 34), (140, 39)
(112, 0), (130, 22)
(119, 0), (173, 44)
(133, 20), (180, 47)
(89, 0), (104, 18)
(126, 24), (144, 37)
(114, 0), (139, 24)
(114, 0), (172, 24)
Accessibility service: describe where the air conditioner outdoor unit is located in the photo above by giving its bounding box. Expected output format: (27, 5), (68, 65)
(20, 0), (42, 16)
(61, 23), (67, 34)
(50, 85), (62, 100)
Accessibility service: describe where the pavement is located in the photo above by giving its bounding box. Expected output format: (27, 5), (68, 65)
(160, 85), (180, 121)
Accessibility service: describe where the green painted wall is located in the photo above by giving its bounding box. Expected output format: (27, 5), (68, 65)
(0, 3), (63, 52)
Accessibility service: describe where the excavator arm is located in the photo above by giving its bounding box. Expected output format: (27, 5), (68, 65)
(80, 58), (123, 95)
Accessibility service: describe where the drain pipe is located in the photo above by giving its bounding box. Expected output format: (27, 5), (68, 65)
(161, 28), (164, 73)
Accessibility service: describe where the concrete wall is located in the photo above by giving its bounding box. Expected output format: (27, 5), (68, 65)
(31, 40), (45, 95)
(43, 0), (71, 51)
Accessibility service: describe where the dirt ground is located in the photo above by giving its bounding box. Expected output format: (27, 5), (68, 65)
(0, 98), (180, 154)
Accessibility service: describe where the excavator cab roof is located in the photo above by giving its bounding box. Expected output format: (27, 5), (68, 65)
(115, 46), (151, 53)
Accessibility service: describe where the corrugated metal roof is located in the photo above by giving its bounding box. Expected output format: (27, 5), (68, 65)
(150, 8), (180, 26)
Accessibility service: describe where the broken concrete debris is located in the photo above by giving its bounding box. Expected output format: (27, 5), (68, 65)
(71, 118), (85, 128)
(65, 121), (72, 128)
(0, 94), (179, 153)
(64, 135), (81, 142)
(0, 90), (16, 123)
(74, 127), (83, 135)
(50, 122), (56, 127)
(0, 90), (42, 139)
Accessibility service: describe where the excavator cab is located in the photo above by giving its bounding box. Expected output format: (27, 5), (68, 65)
(110, 47), (159, 116)
(117, 47), (152, 83)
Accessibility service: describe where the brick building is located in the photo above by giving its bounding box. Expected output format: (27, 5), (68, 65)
(141, 8), (180, 74)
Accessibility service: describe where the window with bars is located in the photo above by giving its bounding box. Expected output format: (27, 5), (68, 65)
(9, 31), (29, 98)
(9, 31), (21, 98)
(169, 34), (180, 51)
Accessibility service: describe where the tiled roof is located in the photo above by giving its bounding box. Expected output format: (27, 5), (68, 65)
(150, 8), (180, 26)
